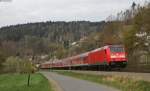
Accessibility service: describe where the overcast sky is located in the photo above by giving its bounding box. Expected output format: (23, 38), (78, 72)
(0, 0), (148, 27)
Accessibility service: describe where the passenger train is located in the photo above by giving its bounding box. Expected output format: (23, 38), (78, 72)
(40, 45), (127, 70)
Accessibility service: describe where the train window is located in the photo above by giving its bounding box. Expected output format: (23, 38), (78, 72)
(80, 56), (86, 61)
(110, 47), (124, 52)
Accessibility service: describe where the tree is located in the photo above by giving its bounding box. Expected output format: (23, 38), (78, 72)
(132, 2), (136, 10)
(123, 3), (150, 67)
(3, 56), (34, 86)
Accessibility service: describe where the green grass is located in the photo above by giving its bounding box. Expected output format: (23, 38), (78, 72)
(55, 71), (150, 91)
(0, 73), (53, 91)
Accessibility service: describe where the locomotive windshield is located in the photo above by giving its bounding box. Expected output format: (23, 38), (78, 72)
(110, 46), (124, 52)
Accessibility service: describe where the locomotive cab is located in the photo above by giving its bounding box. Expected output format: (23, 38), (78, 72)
(108, 45), (127, 68)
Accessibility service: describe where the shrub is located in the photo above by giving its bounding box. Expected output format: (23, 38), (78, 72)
(3, 56), (34, 73)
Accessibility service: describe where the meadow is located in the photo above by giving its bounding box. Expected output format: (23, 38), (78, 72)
(0, 73), (53, 91)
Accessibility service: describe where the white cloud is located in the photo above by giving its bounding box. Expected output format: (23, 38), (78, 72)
(0, 0), (148, 27)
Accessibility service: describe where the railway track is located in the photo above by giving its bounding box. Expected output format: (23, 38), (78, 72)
(65, 70), (150, 82)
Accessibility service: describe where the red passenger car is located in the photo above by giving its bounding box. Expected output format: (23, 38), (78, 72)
(40, 45), (127, 70)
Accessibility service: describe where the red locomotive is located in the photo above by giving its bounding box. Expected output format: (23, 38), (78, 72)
(40, 45), (127, 70)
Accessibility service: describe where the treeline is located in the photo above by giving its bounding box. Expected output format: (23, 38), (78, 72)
(0, 21), (105, 42)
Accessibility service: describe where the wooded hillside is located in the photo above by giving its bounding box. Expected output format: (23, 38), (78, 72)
(0, 21), (105, 63)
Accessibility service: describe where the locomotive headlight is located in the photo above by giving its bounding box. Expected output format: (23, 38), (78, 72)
(111, 55), (117, 58)
(111, 54), (125, 58)
(120, 55), (125, 58)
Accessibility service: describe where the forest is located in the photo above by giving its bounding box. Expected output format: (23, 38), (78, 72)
(0, 2), (150, 72)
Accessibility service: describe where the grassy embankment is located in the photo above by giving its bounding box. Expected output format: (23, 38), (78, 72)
(0, 73), (53, 91)
(55, 71), (150, 91)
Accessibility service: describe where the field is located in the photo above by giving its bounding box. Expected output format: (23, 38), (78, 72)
(0, 73), (53, 91)
(55, 71), (150, 91)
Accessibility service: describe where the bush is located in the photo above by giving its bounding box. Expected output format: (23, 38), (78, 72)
(3, 56), (34, 73)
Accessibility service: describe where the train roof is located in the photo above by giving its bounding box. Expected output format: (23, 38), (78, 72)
(90, 46), (108, 53)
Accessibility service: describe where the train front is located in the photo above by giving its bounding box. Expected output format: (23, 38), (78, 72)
(108, 45), (127, 68)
